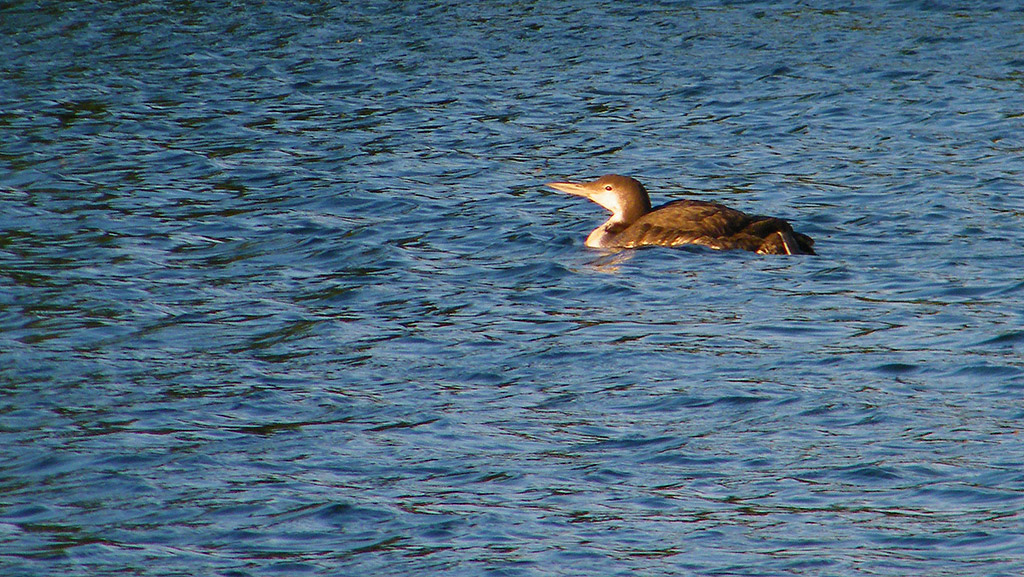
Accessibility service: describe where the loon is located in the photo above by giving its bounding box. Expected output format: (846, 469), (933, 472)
(546, 174), (815, 255)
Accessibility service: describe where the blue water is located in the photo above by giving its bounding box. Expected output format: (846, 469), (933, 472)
(2, 1), (1024, 575)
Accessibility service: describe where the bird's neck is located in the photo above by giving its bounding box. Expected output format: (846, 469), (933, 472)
(585, 217), (631, 248)
(611, 197), (650, 227)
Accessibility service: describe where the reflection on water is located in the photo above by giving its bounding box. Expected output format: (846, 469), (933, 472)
(585, 250), (639, 273)
(2, 2), (1023, 576)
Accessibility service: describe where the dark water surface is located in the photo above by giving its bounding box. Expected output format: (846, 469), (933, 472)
(3, 1), (1024, 575)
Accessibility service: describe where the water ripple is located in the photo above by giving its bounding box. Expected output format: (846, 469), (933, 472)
(3, 2), (1024, 577)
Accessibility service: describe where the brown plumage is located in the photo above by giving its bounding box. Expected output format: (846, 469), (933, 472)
(546, 175), (815, 255)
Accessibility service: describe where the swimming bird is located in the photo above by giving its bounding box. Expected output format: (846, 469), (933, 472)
(546, 174), (815, 255)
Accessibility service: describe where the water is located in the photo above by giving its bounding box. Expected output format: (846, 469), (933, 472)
(2, 1), (1023, 575)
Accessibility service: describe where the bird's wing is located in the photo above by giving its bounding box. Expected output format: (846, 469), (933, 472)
(611, 200), (815, 254)
(611, 200), (757, 249)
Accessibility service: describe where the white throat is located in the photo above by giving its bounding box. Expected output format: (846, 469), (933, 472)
(590, 190), (625, 221)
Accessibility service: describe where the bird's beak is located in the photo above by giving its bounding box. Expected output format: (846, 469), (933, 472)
(545, 181), (594, 199)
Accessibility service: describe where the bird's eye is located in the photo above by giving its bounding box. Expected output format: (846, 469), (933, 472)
(605, 185), (612, 191)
